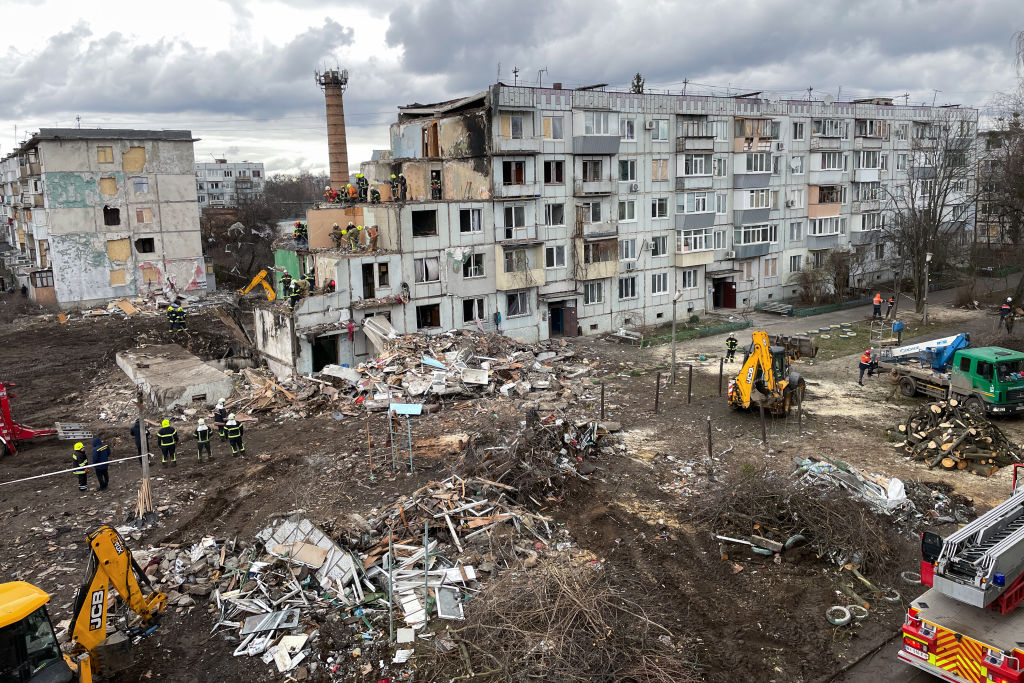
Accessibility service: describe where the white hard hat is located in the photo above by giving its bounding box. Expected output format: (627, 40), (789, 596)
(1008, 297), (1013, 303)
(216, 401), (224, 409)
(228, 413), (236, 420)
(198, 418), (206, 425)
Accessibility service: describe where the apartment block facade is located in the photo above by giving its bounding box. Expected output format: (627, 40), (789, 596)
(0, 129), (207, 307)
(195, 159), (266, 207)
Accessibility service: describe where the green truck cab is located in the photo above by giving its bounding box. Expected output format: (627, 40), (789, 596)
(949, 347), (1024, 415)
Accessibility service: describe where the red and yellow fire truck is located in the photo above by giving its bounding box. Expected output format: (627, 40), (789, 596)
(900, 465), (1024, 682)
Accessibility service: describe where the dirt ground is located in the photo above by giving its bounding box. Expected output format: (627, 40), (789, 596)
(1, 291), (1022, 682)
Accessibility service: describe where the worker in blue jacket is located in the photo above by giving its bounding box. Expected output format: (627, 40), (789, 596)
(92, 436), (110, 491)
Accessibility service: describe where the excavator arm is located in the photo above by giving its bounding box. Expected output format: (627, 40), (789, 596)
(68, 526), (166, 682)
(728, 331), (782, 409)
(238, 269), (276, 301)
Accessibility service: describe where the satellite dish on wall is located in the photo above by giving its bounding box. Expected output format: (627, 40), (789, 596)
(823, 94), (835, 106)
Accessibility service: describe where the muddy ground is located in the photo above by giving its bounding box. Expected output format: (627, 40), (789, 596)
(1, 292), (1021, 682)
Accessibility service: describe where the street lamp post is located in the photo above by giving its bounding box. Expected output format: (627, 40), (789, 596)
(923, 252), (933, 325)
(671, 291), (683, 384)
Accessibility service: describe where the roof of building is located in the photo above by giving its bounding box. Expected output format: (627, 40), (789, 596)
(34, 128), (197, 142)
(398, 92), (487, 118)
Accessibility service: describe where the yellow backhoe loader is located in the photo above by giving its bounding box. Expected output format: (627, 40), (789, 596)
(727, 330), (806, 415)
(0, 526), (166, 682)
(237, 269), (276, 301)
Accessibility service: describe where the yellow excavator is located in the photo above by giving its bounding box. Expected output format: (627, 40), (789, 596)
(0, 526), (166, 682)
(727, 330), (806, 416)
(237, 269), (276, 301)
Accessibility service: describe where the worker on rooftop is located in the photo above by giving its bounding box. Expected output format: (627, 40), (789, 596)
(330, 223), (343, 248)
(279, 271), (292, 295)
(293, 221), (308, 248)
(346, 183), (357, 203)
(356, 173), (368, 202)
(323, 185), (340, 203)
(397, 173), (407, 201)
(349, 226), (360, 251)
(390, 174), (400, 202)
(370, 186), (381, 204)
(288, 280), (301, 309)
(368, 225), (379, 251)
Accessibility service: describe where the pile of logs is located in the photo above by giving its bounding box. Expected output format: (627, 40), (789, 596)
(889, 399), (1021, 476)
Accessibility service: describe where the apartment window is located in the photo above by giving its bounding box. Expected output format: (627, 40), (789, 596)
(855, 119), (888, 138)
(619, 238), (636, 261)
(735, 118), (779, 138)
(584, 281), (604, 305)
(952, 204), (968, 221)
(772, 156), (781, 175)
(132, 177), (149, 194)
(507, 290), (531, 317)
(809, 216), (847, 235)
(651, 120), (669, 141)
(856, 151), (880, 169)
(734, 223), (777, 245)
(895, 123), (909, 141)
(792, 121), (806, 141)
(813, 119), (848, 137)
(416, 303), (441, 329)
(580, 201), (602, 223)
(812, 251), (826, 268)
(618, 159), (636, 182)
(713, 156), (727, 177)
(223, 170), (233, 177)
(414, 257), (440, 283)
(30, 270), (54, 288)
(210, 182), (220, 189)
(874, 243), (885, 260)
(97, 146), (114, 163)
(788, 188), (806, 208)
(652, 158), (669, 181)
(460, 208), (482, 233)
(544, 203), (565, 226)
(951, 180), (968, 193)
(651, 235), (668, 256)
(412, 209), (438, 236)
(135, 208), (153, 224)
(715, 192), (727, 215)
(747, 189), (771, 209)
(583, 241), (614, 263)
(503, 205), (526, 239)
(197, 183), (205, 191)
(543, 115), (563, 139)
(651, 272), (668, 295)
(742, 261), (755, 280)
(103, 206), (120, 226)
(619, 118), (635, 140)
(378, 263), (390, 287)
(817, 185), (847, 204)
(855, 182), (881, 201)
(682, 191), (710, 213)
(789, 221), (803, 240)
(463, 298), (485, 323)
(789, 254), (802, 272)
(462, 253), (484, 278)
(919, 179), (935, 197)
(582, 159), (603, 181)
(792, 155), (804, 174)
(510, 115), (524, 139)
(545, 245), (566, 268)
(543, 160), (564, 184)
(134, 237), (155, 253)
(684, 154), (711, 176)
(198, 196), (206, 203)
(764, 257), (778, 277)
(502, 161), (525, 185)
(820, 152), (846, 170)
(253, 170), (261, 178)
(617, 199), (636, 221)
(584, 111), (610, 135)
(618, 276), (637, 300)
(862, 213), (884, 231)
(651, 197), (668, 218)
(677, 228), (712, 252)
(746, 152), (769, 173)
(503, 248), (529, 272)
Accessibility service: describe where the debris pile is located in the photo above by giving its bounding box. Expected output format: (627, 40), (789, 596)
(889, 400), (1021, 476)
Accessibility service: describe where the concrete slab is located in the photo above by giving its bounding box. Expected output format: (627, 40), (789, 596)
(116, 344), (234, 409)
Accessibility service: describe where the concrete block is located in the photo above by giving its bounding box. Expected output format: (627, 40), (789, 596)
(116, 344), (234, 409)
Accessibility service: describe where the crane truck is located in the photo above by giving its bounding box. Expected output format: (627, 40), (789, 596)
(727, 330), (806, 415)
(900, 464), (1024, 682)
(0, 526), (166, 683)
(876, 334), (1024, 415)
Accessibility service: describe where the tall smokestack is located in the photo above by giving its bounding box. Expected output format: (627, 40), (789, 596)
(315, 68), (350, 189)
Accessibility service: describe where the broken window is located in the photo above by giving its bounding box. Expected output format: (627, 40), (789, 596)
(140, 266), (160, 283)
(411, 210), (437, 237)
(30, 270), (54, 288)
(132, 177), (149, 194)
(99, 177), (117, 195)
(502, 161), (525, 185)
(543, 160), (564, 184)
(122, 146), (146, 172)
(377, 263), (390, 287)
(136, 208), (153, 224)
(542, 115), (563, 140)
(502, 205), (526, 239)
(96, 146), (114, 164)
(415, 303), (441, 329)
(134, 238), (155, 254)
(544, 203), (565, 226)
(460, 208), (482, 233)
(103, 206), (121, 226)
(506, 290), (530, 317)
(462, 298), (485, 323)
(109, 269), (127, 286)
(414, 257), (439, 283)
(462, 253), (484, 278)
(106, 238), (131, 262)
(503, 249), (529, 273)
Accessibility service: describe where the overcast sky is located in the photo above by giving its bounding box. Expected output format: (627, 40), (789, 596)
(1, 0), (1021, 175)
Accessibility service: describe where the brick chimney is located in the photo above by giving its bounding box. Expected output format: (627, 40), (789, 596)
(315, 69), (350, 189)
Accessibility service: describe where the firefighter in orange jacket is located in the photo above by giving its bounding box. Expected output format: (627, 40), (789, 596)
(872, 292), (883, 319)
(858, 349), (876, 385)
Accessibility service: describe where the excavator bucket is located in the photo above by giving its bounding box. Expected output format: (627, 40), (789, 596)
(768, 333), (818, 360)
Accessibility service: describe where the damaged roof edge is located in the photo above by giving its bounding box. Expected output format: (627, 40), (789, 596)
(397, 91), (489, 118)
(7, 128), (199, 158)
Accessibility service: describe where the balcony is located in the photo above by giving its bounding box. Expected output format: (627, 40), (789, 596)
(733, 137), (773, 153)
(494, 244), (546, 290)
(495, 136), (542, 154)
(849, 230), (880, 246)
(675, 249), (714, 268)
(853, 137), (883, 150)
(734, 242), (772, 259)
(572, 135), (620, 156)
(495, 182), (540, 199)
(853, 168), (880, 183)
(675, 176), (713, 191)
(581, 218), (618, 237)
(810, 137), (842, 151)
(675, 136), (715, 153)
(807, 234), (840, 249)
(851, 199), (881, 213)
(495, 225), (538, 242)
(574, 179), (612, 196)
(808, 170), (846, 185)
(578, 259), (617, 281)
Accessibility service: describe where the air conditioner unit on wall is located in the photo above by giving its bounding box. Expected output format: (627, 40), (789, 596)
(785, 200), (795, 208)
(724, 250), (736, 259)
(776, 142), (785, 151)
(644, 120), (655, 130)
(629, 182), (639, 192)
(625, 261), (636, 271)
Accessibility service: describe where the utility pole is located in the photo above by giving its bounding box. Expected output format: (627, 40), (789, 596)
(513, 66), (519, 86)
(923, 252), (933, 324)
(671, 291), (683, 384)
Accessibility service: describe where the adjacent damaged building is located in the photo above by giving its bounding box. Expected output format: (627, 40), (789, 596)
(0, 128), (207, 307)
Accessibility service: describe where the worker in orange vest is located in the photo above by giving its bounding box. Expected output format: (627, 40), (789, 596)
(872, 292), (883, 319)
(886, 295), (895, 318)
(858, 349), (876, 385)
(1000, 298), (1013, 331)
(346, 184), (358, 202)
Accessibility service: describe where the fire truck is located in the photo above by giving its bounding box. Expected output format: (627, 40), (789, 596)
(900, 464), (1024, 682)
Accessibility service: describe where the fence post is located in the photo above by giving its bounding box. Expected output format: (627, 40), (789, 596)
(687, 365), (693, 404)
(654, 373), (661, 414)
(600, 382), (606, 420)
(759, 402), (767, 446)
(797, 388), (803, 436)
(718, 358), (724, 396)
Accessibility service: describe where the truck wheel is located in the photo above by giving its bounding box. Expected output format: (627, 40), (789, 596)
(898, 376), (917, 397)
(964, 397), (985, 415)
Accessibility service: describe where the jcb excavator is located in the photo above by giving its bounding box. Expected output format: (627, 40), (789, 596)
(727, 330), (806, 415)
(237, 269), (276, 301)
(0, 526), (166, 682)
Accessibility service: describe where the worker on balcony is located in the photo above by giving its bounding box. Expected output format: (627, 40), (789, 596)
(430, 175), (441, 200)
(858, 349), (876, 386)
(397, 173), (407, 201)
(356, 173), (368, 202)
(213, 400), (228, 440)
(355, 224), (366, 250)
(1000, 298), (1013, 331)
(390, 174), (400, 201)
(330, 223), (343, 248)
(872, 292), (883, 319)
(194, 418), (212, 462)
(725, 333), (739, 362)
(279, 271), (292, 295)
(157, 418), (178, 466)
(325, 279), (336, 293)
(288, 281), (302, 309)
(323, 185), (340, 203)
(370, 186), (381, 204)
(368, 225), (379, 251)
(225, 414), (245, 456)
(346, 183), (358, 202)
(292, 221), (308, 248)
(91, 436), (110, 491)
(72, 442), (89, 493)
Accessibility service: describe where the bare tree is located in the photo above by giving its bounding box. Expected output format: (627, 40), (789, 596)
(881, 111), (976, 312)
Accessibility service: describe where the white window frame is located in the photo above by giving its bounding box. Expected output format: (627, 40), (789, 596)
(619, 118), (636, 141)
(544, 202), (565, 226)
(734, 223), (777, 245)
(792, 121), (806, 141)
(715, 192), (727, 215)
(792, 155), (804, 175)
(581, 201), (602, 223)
(584, 111), (610, 135)
(651, 157), (669, 181)
(683, 191), (711, 214)
(618, 199), (636, 222)
(809, 216), (847, 236)
(764, 257), (778, 277)
(618, 159), (637, 181)
(545, 245), (566, 269)
(676, 228), (712, 253)
(507, 290), (531, 317)
(463, 297), (485, 324)
(584, 281), (604, 305)
(789, 221), (803, 241)
(679, 268), (697, 290)
(651, 197), (669, 218)
(619, 238), (636, 261)
(789, 254), (802, 272)
(713, 156), (727, 177)
(460, 208), (482, 233)
(543, 115), (564, 140)
(820, 151), (845, 170)
(747, 189), (771, 209)
(462, 253), (485, 278)
(683, 153), (711, 176)
(618, 276), (638, 300)
(651, 272), (668, 295)
(503, 248), (529, 273)
(746, 152), (769, 173)
(414, 256), (440, 283)
(651, 119), (669, 141)
(651, 235), (668, 257)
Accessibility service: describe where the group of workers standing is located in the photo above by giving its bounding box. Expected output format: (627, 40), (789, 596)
(323, 173), (407, 206)
(166, 300), (188, 333)
(329, 222), (379, 252)
(72, 401), (247, 492)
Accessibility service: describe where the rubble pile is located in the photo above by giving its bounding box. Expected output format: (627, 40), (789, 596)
(889, 400), (1021, 476)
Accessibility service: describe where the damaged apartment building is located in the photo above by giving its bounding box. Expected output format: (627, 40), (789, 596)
(254, 83), (977, 376)
(0, 129), (208, 307)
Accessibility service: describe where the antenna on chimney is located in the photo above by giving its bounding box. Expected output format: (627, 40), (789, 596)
(537, 67), (548, 88)
(315, 67), (351, 189)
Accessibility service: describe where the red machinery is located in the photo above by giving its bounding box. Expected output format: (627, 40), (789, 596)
(0, 381), (57, 456)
